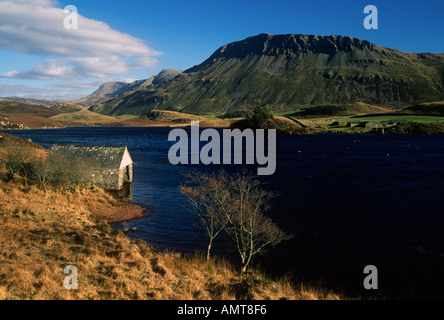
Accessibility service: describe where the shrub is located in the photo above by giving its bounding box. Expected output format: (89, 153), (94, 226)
(248, 104), (274, 127)
(386, 121), (444, 134)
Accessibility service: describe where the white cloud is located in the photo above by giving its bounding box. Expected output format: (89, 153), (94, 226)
(0, 82), (93, 100)
(0, 0), (161, 83)
(1, 55), (158, 80)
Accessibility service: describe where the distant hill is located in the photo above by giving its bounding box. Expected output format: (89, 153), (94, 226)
(290, 102), (393, 118)
(143, 110), (232, 127)
(91, 33), (444, 116)
(0, 101), (60, 117)
(0, 101), (62, 129)
(50, 104), (84, 113)
(49, 109), (121, 125)
(73, 69), (183, 107)
(0, 69), (183, 109)
(0, 97), (63, 107)
(402, 101), (444, 116)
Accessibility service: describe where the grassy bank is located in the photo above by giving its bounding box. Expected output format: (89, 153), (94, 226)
(0, 134), (344, 300)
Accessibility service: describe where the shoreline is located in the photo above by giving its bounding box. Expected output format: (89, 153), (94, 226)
(98, 201), (149, 223)
(2, 124), (440, 135)
(0, 179), (336, 300)
(0, 122), (230, 131)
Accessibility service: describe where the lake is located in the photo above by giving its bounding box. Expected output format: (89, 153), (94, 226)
(4, 126), (444, 299)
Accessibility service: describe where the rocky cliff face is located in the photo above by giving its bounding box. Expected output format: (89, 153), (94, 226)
(91, 34), (444, 116)
(74, 69), (182, 107)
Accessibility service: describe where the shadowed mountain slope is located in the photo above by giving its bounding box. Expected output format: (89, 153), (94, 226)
(91, 33), (444, 116)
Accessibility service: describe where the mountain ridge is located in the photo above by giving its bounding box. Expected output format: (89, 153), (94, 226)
(0, 69), (183, 109)
(73, 68), (183, 107)
(91, 33), (444, 116)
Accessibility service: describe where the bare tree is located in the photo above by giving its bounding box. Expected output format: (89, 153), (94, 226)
(4, 151), (22, 181)
(180, 170), (231, 260)
(46, 155), (92, 191)
(64, 159), (92, 191)
(3, 143), (33, 183)
(180, 169), (291, 274)
(33, 160), (53, 196)
(221, 170), (291, 274)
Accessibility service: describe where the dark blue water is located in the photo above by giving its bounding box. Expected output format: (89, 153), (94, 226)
(4, 127), (444, 299)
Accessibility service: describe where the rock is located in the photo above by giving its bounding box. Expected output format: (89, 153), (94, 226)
(131, 227), (138, 232)
(271, 282), (278, 290)
(123, 227), (129, 233)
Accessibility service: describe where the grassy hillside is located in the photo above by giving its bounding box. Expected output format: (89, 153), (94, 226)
(49, 109), (121, 125)
(143, 110), (234, 127)
(0, 101), (62, 129)
(402, 101), (444, 115)
(50, 104), (84, 114)
(287, 102), (392, 118)
(0, 102), (60, 117)
(0, 100), (216, 129)
(51, 109), (235, 127)
(0, 132), (47, 160)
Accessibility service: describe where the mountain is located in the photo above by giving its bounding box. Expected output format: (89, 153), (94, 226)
(149, 69), (184, 85)
(73, 69), (183, 107)
(91, 33), (444, 116)
(0, 97), (63, 107)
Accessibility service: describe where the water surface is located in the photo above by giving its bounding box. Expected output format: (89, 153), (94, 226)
(5, 127), (444, 299)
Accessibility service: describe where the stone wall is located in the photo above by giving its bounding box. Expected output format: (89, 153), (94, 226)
(90, 169), (122, 190)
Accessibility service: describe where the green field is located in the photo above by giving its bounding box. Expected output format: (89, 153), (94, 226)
(300, 114), (444, 126)
(199, 114), (224, 119)
(349, 115), (444, 123)
(114, 115), (139, 120)
(273, 111), (300, 117)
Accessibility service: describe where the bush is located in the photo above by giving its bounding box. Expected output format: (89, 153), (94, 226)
(386, 121), (444, 134)
(2, 145), (91, 191)
(4, 146), (33, 183)
(230, 117), (306, 135)
(248, 104), (274, 127)
(229, 104), (285, 132)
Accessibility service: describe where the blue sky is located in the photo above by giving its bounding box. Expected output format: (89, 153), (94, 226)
(0, 0), (443, 100)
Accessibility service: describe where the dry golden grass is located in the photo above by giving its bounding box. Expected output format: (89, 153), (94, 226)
(0, 178), (344, 300)
(0, 133), (48, 161)
(0, 135), (345, 300)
